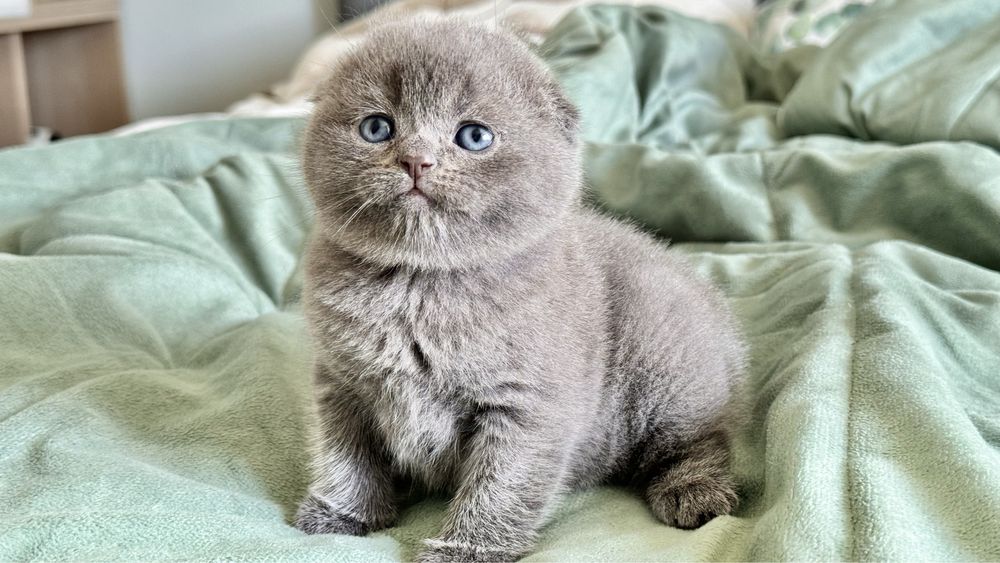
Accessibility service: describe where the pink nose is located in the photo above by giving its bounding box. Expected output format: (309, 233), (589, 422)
(399, 153), (437, 180)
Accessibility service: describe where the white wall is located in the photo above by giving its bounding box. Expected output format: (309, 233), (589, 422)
(120, 0), (338, 120)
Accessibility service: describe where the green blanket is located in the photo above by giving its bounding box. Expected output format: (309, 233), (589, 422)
(2, 0), (999, 559)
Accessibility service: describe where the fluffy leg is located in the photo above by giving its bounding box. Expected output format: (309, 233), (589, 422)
(295, 370), (397, 535)
(645, 431), (737, 529)
(417, 408), (568, 563)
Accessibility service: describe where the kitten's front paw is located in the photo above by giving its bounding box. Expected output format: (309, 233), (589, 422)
(647, 477), (738, 529)
(417, 538), (524, 563)
(294, 494), (371, 536)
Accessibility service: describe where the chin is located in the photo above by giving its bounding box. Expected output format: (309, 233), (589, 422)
(395, 190), (434, 213)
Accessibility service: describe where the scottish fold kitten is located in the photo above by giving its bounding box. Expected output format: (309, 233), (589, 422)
(295, 19), (746, 562)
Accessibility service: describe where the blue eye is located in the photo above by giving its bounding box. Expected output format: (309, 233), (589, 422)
(454, 123), (494, 151)
(359, 115), (393, 143)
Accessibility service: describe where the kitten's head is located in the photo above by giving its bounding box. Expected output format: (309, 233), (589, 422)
(304, 19), (580, 270)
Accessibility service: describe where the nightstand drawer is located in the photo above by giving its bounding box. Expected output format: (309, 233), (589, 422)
(0, 0), (128, 147)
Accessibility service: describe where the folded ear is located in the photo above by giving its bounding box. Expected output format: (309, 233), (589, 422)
(546, 81), (580, 143)
(499, 23), (580, 142)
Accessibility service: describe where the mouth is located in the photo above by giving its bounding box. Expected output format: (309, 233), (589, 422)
(400, 181), (433, 203)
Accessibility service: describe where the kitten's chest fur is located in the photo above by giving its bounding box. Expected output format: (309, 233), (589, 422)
(307, 245), (544, 485)
(317, 260), (519, 380)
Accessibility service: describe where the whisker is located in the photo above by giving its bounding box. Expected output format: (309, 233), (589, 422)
(317, 1), (337, 32)
(328, 196), (377, 242)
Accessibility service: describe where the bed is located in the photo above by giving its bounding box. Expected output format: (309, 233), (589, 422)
(2, 0), (999, 560)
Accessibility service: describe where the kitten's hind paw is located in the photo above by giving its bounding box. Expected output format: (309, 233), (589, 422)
(646, 475), (738, 529)
(293, 494), (371, 536)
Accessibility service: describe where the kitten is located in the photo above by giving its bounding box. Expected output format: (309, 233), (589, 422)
(295, 18), (746, 562)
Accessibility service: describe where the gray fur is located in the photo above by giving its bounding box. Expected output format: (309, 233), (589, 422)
(294, 19), (747, 562)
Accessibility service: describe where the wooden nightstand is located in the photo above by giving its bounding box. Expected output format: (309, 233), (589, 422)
(0, 0), (128, 147)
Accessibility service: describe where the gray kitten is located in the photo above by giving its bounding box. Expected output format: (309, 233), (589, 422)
(295, 18), (746, 562)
